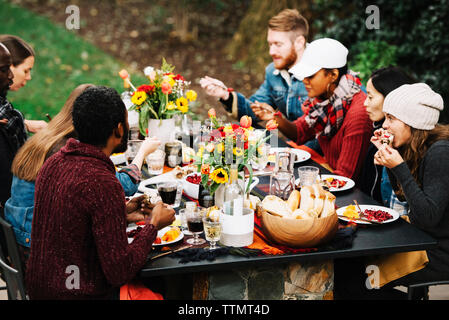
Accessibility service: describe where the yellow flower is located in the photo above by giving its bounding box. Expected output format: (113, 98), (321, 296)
(223, 125), (234, 136)
(163, 75), (176, 87)
(176, 97), (189, 113)
(233, 147), (244, 157)
(131, 91), (147, 106)
(186, 90), (197, 102)
(210, 168), (229, 184)
(166, 101), (176, 110)
(216, 142), (225, 153)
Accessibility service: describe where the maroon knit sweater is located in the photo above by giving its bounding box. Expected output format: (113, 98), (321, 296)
(294, 91), (372, 182)
(25, 138), (157, 300)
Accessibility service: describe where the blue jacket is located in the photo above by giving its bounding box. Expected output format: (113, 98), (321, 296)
(4, 172), (138, 248)
(227, 62), (320, 152)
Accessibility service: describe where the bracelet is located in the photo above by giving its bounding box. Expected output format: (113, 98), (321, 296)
(227, 87), (234, 93)
(273, 111), (282, 118)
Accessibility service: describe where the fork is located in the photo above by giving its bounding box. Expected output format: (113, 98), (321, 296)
(353, 200), (382, 225)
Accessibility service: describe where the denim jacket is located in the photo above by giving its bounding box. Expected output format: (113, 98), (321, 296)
(234, 62), (309, 121)
(230, 62), (320, 152)
(5, 172), (138, 248)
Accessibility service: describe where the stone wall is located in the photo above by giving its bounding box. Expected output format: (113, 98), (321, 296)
(203, 260), (334, 300)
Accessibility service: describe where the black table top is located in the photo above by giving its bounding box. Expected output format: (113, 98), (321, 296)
(139, 133), (438, 277)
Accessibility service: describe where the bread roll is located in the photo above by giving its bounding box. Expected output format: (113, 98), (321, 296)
(286, 190), (301, 212)
(299, 186), (315, 213)
(292, 208), (312, 219)
(312, 184), (326, 215)
(262, 195), (292, 218)
(320, 191), (336, 217)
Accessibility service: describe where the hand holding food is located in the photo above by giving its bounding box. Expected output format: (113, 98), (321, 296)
(371, 128), (394, 150)
(125, 195), (154, 223)
(199, 76), (229, 100)
(147, 202), (176, 230)
(250, 101), (276, 121)
(374, 144), (404, 168)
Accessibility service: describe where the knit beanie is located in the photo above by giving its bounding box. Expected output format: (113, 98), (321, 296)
(383, 83), (444, 130)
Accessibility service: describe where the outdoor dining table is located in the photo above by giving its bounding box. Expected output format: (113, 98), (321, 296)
(136, 133), (437, 300)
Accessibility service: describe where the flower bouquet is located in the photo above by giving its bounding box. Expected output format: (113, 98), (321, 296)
(119, 58), (197, 136)
(194, 108), (278, 196)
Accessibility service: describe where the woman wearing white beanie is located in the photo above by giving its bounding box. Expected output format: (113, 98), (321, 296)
(336, 83), (449, 299)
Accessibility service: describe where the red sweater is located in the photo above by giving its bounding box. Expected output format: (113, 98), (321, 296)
(294, 91), (372, 182)
(26, 138), (157, 300)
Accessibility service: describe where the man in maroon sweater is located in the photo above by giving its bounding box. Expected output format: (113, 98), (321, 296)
(25, 86), (175, 299)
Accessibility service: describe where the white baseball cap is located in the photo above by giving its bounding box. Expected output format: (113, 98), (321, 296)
(289, 38), (348, 80)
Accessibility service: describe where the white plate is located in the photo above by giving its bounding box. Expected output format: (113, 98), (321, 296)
(336, 204), (400, 225)
(295, 174), (355, 192)
(269, 147), (311, 163)
(127, 225), (184, 245)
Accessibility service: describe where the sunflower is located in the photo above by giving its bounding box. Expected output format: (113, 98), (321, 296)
(176, 97), (189, 113)
(131, 91), (147, 106)
(210, 168), (228, 184)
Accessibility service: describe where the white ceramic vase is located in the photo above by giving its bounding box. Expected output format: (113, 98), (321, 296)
(147, 118), (176, 148)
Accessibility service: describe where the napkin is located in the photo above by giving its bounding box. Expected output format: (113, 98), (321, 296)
(365, 216), (429, 287)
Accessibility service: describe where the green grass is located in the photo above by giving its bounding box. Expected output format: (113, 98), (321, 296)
(0, 0), (147, 120)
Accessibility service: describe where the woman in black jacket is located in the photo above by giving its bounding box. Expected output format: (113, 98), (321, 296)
(359, 66), (415, 206)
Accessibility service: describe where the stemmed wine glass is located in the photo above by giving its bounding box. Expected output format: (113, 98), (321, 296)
(202, 208), (222, 250)
(185, 208), (206, 245)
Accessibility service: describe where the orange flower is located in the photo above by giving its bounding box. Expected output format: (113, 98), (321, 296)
(119, 69), (129, 79)
(266, 119), (278, 131)
(208, 108), (216, 118)
(240, 115), (252, 129)
(161, 81), (172, 94)
(201, 164), (210, 175)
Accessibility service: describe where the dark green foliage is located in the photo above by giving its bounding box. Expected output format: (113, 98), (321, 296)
(311, 0), (449, 123)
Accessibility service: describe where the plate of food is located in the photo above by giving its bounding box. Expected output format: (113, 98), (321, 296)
(126, 225), (184, 245)
(319, 174), (355, 192)
(268, 147), (311, 164)
(336, 204), (400, 225)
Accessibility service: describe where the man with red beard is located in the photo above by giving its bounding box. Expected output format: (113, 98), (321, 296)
(200, 9), (320, 151)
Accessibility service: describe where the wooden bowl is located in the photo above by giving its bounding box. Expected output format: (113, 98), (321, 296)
(260, 210), (338, 248)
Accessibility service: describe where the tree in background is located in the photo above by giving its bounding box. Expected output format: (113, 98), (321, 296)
(227, 0), (449, 122)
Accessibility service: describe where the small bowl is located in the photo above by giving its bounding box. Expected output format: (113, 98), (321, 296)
(182, 172), (201, 199)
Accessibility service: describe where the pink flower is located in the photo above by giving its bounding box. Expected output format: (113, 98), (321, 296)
(161, 81), (172, 94)
(240, 115), (252, 129)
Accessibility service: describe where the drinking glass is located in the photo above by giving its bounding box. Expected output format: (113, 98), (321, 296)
(146, 149), (165, 175)
(186, 208), (206, 245)
(297, 166), (320, 186)
(251, 143), (270, 171)
(157, 181), (178, 206)
(202, 215), (222, 250)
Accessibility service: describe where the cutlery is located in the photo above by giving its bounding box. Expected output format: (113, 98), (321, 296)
(150, 245), (192, 261)
(353, 200), (382, 225)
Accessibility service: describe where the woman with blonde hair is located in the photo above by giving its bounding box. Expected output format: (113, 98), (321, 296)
(4, 84), (160, 262)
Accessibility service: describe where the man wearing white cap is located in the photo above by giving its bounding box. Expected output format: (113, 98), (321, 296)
(335, 83), (449, 299)
(254, 38), (372, 181)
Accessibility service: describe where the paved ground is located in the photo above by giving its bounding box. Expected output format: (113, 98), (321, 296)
(1, 278), (447, 300)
